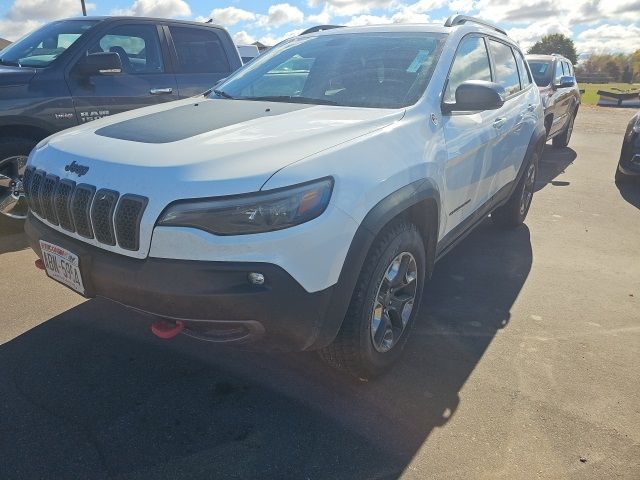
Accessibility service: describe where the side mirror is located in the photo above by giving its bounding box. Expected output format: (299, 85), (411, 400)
(75, 52), (122, 76)
(444, 80), (506, 113)
(555, 75), (575, 89)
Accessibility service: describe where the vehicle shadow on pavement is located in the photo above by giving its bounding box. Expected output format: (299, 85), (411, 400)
(0, 219), (28, 255)
(0, 220), (532, 479)
(536, 145), (577, 192)
(616, 180), (640, 209)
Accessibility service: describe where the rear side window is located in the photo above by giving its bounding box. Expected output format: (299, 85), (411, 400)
(92, 24), (164, 74)
(488, 39), (520, 96)
(169, 27), (230, 74)
(444, 36), (492, 103)
(514, 50), (532, 88)
(563, 61), (573, 76)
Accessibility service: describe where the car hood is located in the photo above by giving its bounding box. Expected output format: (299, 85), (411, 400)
(0, 65), (37, 86)
(35, 97), (403, 197)
(29, 97), (404, 258)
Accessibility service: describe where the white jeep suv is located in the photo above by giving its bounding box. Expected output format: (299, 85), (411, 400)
(24, 16), (545, 379)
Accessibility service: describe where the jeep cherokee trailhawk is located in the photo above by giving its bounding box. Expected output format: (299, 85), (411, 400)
(24, 16), (546, 379)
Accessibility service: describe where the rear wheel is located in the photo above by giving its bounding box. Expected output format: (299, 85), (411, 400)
(552, 110), (576, 148)
(492, 151), (538, 228)
(319, 220), (426, 380)
(0, 137), (35, 227)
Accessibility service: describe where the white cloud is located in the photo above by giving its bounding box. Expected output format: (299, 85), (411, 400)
(113, 0), (191, 17)
(507, 19), (573, 51)
(233, 30), (256, 45)
(259, 28), (304, 46)
(307, 0), (393, 16)
(258, 3), (305, 28)
(307, 5), (332, 24)
(576, 23), (640, 54)
(0, 0), (95, 40)
(209, 6), (256, 26)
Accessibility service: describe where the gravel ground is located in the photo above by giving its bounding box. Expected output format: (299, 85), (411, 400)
(0, 106), (638, 479)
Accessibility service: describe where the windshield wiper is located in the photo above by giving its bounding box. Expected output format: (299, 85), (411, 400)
(241, 95), (338, 106)
(213, 88), (235, 99)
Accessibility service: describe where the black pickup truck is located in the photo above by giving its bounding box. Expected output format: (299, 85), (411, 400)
(0, 16), (242, 222)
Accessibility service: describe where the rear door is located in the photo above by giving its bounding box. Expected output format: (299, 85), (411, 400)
(486, 38), (525, 196)
(166, 25), (236, 97)
(67, 22), (179, 123)
(441, 35), (499, 233)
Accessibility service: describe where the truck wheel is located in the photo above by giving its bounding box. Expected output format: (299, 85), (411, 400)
(552, 111), (576, 148)
(0, 137), (35, 224)
(319, 219), (426, 380)
(492, 151), (538, 228)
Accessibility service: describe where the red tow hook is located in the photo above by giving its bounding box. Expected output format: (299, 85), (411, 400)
(151, 320), (185, 339)
(35, 258), (45, 270)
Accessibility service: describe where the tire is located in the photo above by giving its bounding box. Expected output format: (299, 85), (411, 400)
(0, 137), (36, 225)
(319, 219), (426, 380)
(492, 151), (538, 228)
(552, 110), (576, 148)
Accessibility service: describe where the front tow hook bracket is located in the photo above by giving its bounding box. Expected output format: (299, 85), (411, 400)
(151, 320), (185, 339)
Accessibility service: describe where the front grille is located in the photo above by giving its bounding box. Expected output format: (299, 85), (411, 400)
(91, 189), (119, 245)
(24, 167), (149, 252)
(29, 170), (45, 216)
(54, 180), (76, 232)
(71, 184), (96, 238)
(115, 195), (148, 251)
(41, 175), (59, 225)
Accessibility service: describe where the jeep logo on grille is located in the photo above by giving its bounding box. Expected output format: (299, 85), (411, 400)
(64, 161), (89, 177)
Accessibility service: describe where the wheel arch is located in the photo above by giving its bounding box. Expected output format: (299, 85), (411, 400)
(308, 179), (440, 349)
(0, 120), (55, 143)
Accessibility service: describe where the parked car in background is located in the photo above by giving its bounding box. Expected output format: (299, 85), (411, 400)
(526, 54), (580, 147)
(23, 16), (545, 379)
(236, 44), (260, 64)
(616, 110), (640, 182)
(0, 16), (242, 222)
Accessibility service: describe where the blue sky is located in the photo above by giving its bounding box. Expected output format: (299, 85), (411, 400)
(1, 0), (639, 54)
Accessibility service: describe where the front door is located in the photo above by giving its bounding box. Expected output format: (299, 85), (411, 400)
(441, 35), (499, 235)
(68, 22), (178, 124)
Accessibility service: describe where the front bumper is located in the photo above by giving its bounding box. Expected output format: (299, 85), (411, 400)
(25, 215), (341, 351)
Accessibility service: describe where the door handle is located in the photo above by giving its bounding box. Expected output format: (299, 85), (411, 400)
(150, 88), (173, 95)
(493, 117), (506, 129)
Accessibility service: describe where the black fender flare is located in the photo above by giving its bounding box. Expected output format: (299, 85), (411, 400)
(308, 178), (440, 349)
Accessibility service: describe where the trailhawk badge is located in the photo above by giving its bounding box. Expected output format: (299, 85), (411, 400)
(64, 161), (90, 177)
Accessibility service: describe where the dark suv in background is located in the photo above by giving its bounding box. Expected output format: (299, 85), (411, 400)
(526, 54), (580, 148)
(0, 16), (241, 222)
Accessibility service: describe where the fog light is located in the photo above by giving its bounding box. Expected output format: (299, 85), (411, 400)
(248, 272), (265, 285)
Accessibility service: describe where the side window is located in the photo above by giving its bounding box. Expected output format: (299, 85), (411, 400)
(169, 27), (230, 74)
(488, 39), (520, 96)
(514, 50), (532, 88)
(444, 36), (492, 103)
(554, 60), (564, 84)
(90, 24), (164, 74)
(563, 61), (573, 77)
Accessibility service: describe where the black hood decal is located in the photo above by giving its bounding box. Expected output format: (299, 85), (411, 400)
(95, 99), (312, 144)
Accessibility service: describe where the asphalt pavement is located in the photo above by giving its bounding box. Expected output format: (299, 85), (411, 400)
(0, 106), (638, 479)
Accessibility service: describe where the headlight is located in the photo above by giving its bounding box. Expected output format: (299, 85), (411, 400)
(157, 177), (334, 235)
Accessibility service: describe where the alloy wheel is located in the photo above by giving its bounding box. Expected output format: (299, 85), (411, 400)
(370, 251), (418, 353)
(0, 155), (29, 219)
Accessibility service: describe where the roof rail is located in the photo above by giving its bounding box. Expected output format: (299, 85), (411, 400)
(299, 25), (344, 35)
(444, 15), (507, 35)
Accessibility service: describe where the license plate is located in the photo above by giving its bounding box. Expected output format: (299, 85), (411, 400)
(39, 240), (85, 295)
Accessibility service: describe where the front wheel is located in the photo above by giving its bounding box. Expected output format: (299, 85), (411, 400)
(492, 151), (538, 228)
(319, 220), (426, 380)
(0, 137), (35, 224)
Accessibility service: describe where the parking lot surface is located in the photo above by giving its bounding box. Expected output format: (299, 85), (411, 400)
(0, 106), (638, 479)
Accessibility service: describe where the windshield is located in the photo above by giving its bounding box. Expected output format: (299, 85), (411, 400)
(0, 19), (98, 68)
(214, 32), (446, 108)
(528, 60), (553, 87)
